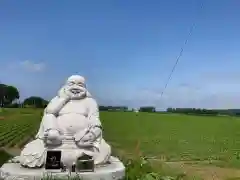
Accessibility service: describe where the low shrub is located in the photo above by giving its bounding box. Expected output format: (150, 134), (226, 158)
(0, 149), (13, 166)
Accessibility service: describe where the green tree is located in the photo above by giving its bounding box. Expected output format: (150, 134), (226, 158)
(23, 96), (49, 108)
(0, 84), (7, 107)
(0, 84), (20, 107)
(167, 107), (173, 112)
(4, 85), (20, 105)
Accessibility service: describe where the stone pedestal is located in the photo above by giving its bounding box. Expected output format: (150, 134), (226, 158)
(0, 156), (125, 180)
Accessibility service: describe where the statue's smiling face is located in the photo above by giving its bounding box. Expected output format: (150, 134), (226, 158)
(66, 80), (85, 95)
(62, 75), (87, 99)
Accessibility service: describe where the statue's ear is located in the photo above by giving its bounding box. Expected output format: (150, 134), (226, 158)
(86, 91), (92, 97)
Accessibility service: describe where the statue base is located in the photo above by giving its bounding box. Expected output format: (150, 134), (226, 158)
(0, 156), (125, 180)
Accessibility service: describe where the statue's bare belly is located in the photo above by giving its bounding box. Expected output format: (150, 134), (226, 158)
(57, 113), (88, 134)
(54, 114), (91, 167)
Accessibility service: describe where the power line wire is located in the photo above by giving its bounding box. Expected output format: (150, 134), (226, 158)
(160, 1), (204, 99)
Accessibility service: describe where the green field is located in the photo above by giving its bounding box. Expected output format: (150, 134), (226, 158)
(1, 108), (240, 179)
(103, 112), (240, 162)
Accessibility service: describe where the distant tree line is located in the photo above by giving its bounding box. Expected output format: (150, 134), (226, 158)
(0, 83), (48, 108)
(139, 106), (156, 112)
(166, 108), (219, 116)
(99, 106), (128, 111)
(166, 107), (240, 116)
(23, 96), (49, 108)
(99, 106), (156, 112)
(3, 82), (240, 117)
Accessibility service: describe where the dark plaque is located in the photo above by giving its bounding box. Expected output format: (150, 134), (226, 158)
(45, 150), (62, 169)
(76, 154), (94, 172)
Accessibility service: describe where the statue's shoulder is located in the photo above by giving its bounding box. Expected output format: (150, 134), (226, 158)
(85, 96), (96, 102)
(84, 96), (98, 106)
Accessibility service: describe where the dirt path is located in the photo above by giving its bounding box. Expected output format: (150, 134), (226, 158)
(1, 147), (21, 156)
(166, 161), (240, 180)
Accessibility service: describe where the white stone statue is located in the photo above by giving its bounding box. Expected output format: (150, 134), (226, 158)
(19, 75), (111, 168)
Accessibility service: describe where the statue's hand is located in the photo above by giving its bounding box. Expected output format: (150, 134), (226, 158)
(80, 132), (96, 142)
(74, 131), (95, 148)
(76, 140), (94, 148)
(44, 129), (62, 145)
(74, 130), (88, 142)
(74, 126), (101, 146)
(47, 129), (60, 140)
(58, 88), (71, 101)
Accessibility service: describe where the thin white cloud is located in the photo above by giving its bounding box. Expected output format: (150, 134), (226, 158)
(20, 60), (46, 72)
(98, 82), (240, 110)
(198, 71), (240, 84)
(4, 60), (46, 72)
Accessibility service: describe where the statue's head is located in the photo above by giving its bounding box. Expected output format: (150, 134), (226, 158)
(59, 75), (90, 100)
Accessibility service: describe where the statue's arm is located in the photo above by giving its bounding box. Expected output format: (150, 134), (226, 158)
(37, 96), (69, 145)
(74, 98), (102, 143)
(45, 96), (69, 115)
(87, 98), (102, 126)
(87, 98), (102, 140)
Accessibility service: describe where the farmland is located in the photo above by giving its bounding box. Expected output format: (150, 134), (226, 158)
(1, 108), (240, 179)
(0, 109), (41, 148)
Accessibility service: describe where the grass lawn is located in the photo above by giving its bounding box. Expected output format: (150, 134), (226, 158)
(1, 108), (240, 179)
(102, 112), (240, 163)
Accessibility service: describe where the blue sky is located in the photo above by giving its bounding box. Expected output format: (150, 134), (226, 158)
(1, 0), (240, 110)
